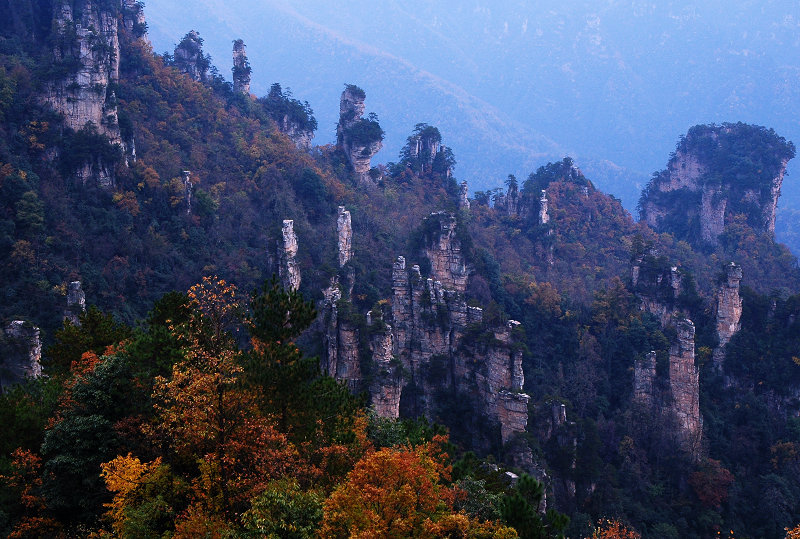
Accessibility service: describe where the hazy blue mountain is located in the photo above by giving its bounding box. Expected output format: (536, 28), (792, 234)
(143, 0), (800, 249)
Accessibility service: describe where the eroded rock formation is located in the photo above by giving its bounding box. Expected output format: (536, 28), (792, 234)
(424, 212), (468, 292)
(336, 85), (382, 181)
(632, 257), (702, 457)
(337, 207), (353, 267)
(65, 280), (86, 326)
(1, 321), (42, 392)
(232, 39), (251, 95)
(539, 190), (550, 225)
(633, 351), (657, 408)
(173, 30), (208, 83)
(321, 211), (530, 457)
(713, 262), (743, 368)
(459, 182), (470, 210)
(278, 219), (300, 291)
(640, 123), (795, 245)
(669, 318), (702, 457)
(43, 0), (146, 185)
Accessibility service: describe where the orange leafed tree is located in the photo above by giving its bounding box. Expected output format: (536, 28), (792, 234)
(148, 277), (303, 522)
(320, 437), (515, 538)
(589, 518), (641, 539)
(0, 449), (62, 539)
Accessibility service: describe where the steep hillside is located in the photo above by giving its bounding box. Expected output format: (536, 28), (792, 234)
(0, 1), (799, 537)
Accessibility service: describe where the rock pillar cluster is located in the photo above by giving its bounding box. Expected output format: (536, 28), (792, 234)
(232, 39), (251, 95)
(632, 258), (702, 457)
(278, 220), (300, 291)
(1, 321), (42, 393)
(320, 210), (530, 454)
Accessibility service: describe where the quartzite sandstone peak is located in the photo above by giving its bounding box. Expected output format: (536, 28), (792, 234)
(336, 85), (382, 181)
(640, 123), (795, 246)
(232, 39), (251, 95)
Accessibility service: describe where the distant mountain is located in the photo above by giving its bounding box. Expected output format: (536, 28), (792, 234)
(143, 0), (800, 245)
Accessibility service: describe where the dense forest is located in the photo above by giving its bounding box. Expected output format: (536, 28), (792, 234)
(1, 1), (799, 537)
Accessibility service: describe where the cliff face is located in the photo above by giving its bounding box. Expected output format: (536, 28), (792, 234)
(43, 0), (146, 185)
(669, 318), (702, 457)
(639, 123), (795, 246)
(713, 262), (743, 368)
(278, 219), (300, 291)
(337, 206), (353, 267)
(631, 257), (702, 458)
(424, 212), (468, 292)
(320, 211), (530, 456)
(1, 321), (42, 392)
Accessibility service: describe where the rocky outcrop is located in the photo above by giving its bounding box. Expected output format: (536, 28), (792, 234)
(424, 212), (468, 292)
(173, 30), (208, 83)
(261, 83), (316, 149)
(182, 170), (192, 214)
(44, 0), (144, 185)
(336, 85), (383, 181)
(65, 280), (86, 326)
(337, 207), (353, 267)
(367, 323), (403, 418)
(631, 256), (684, 327)
(669, 318), (702, 457)
(640, 123), (795, 245)
(713, 262), (743, 368)
(459, 182), (470, 210)
(1, 321), (42, 392)
(46, 0), (120, 143)
(232, 39), (251, 95)
(632, 257), (702, 457)
(539, 190), (550, 225)
(278, 220), (300, 291)
(277, 116), (314, 150)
